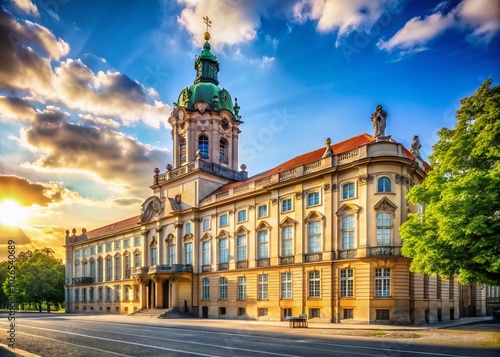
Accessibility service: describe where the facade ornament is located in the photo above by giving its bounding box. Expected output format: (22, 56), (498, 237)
(174, 222), (183, 229)
(153, 167), (160, 185)
(322, 138), (334, 158)
(272, 198), (278, 205)
(358, 174), (374, 185)
(331, 183), (338, 191)
(371, 105), (388, 138)
(410, 135), (422, 159)
(295, 192), (302, 199)
(324, 183), (331, 191)
(140, 196), (163, 223)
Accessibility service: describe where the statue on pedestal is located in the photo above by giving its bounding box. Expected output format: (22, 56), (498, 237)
(371, 105), (388, 137)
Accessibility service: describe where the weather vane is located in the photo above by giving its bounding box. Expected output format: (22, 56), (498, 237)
(203, 16), (212, 41)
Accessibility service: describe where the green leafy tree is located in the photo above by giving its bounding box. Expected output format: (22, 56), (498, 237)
(401, 79), (500, 285)
(2, 248), (65, 311)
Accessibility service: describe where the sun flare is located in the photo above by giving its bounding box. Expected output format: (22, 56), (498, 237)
(0, 200), (29, 226)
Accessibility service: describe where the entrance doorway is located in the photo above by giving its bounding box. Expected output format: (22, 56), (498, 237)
(163, 280), (169, 309)
(147, 280), (155, 309)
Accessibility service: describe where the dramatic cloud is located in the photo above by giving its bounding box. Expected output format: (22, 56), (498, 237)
(11, 0), (39, 17)
(0, 174), (68, 207)
(0, 223), (32, 245)
(0, 96), (36, 123)
(378, 0), (500, 55)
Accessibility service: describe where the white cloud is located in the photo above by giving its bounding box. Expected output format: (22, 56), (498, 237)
(457, 0), (500, 43)
(11, 0), (39, 17)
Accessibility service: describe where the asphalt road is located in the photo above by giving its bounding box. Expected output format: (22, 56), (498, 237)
(0, 314), (498, 357)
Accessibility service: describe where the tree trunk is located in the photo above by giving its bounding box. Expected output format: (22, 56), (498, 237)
(46, 302), (50, 313)
(38, 303), (42, 313)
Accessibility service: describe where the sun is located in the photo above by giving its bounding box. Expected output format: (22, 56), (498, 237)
(0, 200), (29, 226)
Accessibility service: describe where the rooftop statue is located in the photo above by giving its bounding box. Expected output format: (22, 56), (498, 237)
(410, 135), (422, 158)
(371, 104), (388, 137)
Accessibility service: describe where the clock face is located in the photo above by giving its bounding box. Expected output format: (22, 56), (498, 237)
(178, 110), (185, 120)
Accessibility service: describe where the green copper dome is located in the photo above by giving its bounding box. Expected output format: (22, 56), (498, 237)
(175, 40), (241, 120)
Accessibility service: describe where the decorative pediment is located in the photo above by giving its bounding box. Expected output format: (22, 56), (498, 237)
(216, 230), (230, 240)
(336, 203), (361, 216)
(81, 258), (88, 264)
(149, 236), (158, 247)
(74, 259), (80, 265)
(374, 197), (398, 211)
(114, 252), (121, 258)
(89, 257), (96, 262)
(280, 217), (299, 227)
(97, 255), (103, 261)
(234, 226), (249, 235)
(201, 233), (212, 242)
(194, 101), (210, 113)
(105, 254), (112, 259)
(183, 233), (194, 242)
(255, 221), (271, 231)
(304, 211), (325, 222)
(122, 250), (129, 256)
(165, 233), (174, 243)
(140, 196), (164, 223)
(133, 248), (141, 255)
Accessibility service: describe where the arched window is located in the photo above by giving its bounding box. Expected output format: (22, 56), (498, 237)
(179, 137), (186, 164)
(376, 212), (392, 246)
(377, 177), (391, 193)
(219, 138), (228, 163)
(199, 135), (209, 159)
(219, 277), (228, 300)
(202, 277), (210, 300)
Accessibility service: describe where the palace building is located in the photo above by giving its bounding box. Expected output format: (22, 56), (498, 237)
(64, 30), (489, 324)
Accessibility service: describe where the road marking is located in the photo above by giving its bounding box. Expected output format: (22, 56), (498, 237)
(17, 332), (133, 357)
(12, 323), (302, 357)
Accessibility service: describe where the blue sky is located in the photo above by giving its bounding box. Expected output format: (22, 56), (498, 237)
(0, 0), (498, 258)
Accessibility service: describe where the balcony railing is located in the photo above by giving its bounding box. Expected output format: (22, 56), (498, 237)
(304, 253), (322, 263)
(72, 277), (94, 285)
(147, 264), (194, 274)
(368, 246), (402, 257)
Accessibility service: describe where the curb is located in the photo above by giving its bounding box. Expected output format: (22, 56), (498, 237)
(0, 343), (41, 357)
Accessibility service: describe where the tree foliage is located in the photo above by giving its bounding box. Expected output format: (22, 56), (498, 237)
(401, 79), (500, 286)
(2, 248), (65, 311)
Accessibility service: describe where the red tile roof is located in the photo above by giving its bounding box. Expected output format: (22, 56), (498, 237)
(86, 215), (141, 239)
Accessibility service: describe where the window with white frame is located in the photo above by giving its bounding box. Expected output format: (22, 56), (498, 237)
(257, 230), (269, 258)
(375, 268), (391, 297)
(342, 182), (355, 199)
(114, 256), (121, 280)
(105, 257), (112, 281)
(219, 277), (228, 300)
(281, 226), (293, 256)
(123, 239), (130, 248)
(134, 285), (140, 301)
(308, 221), (321, 253)
(75, 249), (81, 259)
(281, 198), (292, 213)
(179, 136), (186, 164)
(151, 247), (158, 266)
(219, 138), (229, 163)
(114, 285), (121, 302)
(236, 234), (247, 261)
(258, 274), (268, 300)
(280, 272), (292, 299)
(124, 255), (130, 278)
(341, 215), (355, 249)
(238, 276), (247, 300)
(124, 286), (130, 301)
(199, 135), (209, 159)
(219, 214), (228, 227)
(89, 287), (94, 301)
(74, 261), (80, 278)
(115, 241), (120, 250)
(308, 270), (320, 298)
(202, 241), (211, 265)
(307, 191), (320, 207)
(105, 243), (112, 252)
(89, 260), (96, 280)
(134, 252), (141, 267)
(74, 288), (79, 302)
(202, 277), (210, 300)
(376, 212), (392, 246)
(134, 237), (140, 246)
(83, 248), (88, 256)
(105, 287), (111, 301)
(219, 238), (229, 263)
(184, 242), (193, 265)
(377, 177), (391, 193)
(98, 287), (103, 301)
(237, 209), (246, 223)
(97, 245), (103, 254)
(97, 259), (103, 282)
(82, 288), (87, 301)
(185, 222), (191, 234)
(91, 246), (96, 255)
(340, 269), (354, 297)
(203, 218), (210, 231)
(168, 245), (175, 265)
(257, 204), (268, 218)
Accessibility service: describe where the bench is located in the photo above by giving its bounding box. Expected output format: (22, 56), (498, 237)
(287, 314), (308, 328)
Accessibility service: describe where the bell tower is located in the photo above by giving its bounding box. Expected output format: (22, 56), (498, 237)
(168, 17), (243, 173)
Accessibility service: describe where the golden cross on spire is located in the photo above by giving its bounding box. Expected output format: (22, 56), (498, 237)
(203, 16), (212, 32)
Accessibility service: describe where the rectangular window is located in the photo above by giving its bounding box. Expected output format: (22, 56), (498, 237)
(185, 242), (193, 265)
(134, 237), (140, 246)
(341, 215), (355, 249)
(134, 253), (141, 268)
(308, 270), (320, 298)
(123, 239), (130, 248)
(106, 258), (112, 281)
(219, 214), (228, 227)
(74, 288), (79, 302)
(218, 238), (228, 263)
(97, 245), (103, 254)
(114, 256), (121, 280)
(257, 230), (269, 258)
(307, 191), (320, 207)
(258, 308), (268, 317)
(237, 209), (247, 223)
(106, 287), (111, 301)
(281, 226), (293, 256)
(75, 250), (81, 259)
(219, 277), (227, 300)
(89, 260), (96, 279)
(375, 268), (391, 297)
(124, 255), (131, 278)
(83, 248), (88, 256)
(342, 182), (355, 199)
(151, 247), (158, 266)
(203, 218), (210, 231)
(98, 287), (103, 301)
(236, 234), (247, 261)
(283, 308), (292, 319)
(376, 309), (390, 320)
(90, 246), (96, 255)
(281, 198), (292, 213)
(308, 221), (321, 253)
(310, 308), (320, 318)
(82, 288), (87, 301)
(105, 243), (112, 252)
(340, 269), (354, 297)
(258, 274), (268, 300)
(343, 309), (353, 319)
(97, 260), (103, 282)
(134, 285), (140, 301)
(257, 204), (268, 218)
(124, 286), (130, 301)
(115, 241), (120, 250)
(238, 276), (247, 300)
(202, 241), (211, 265)
(202, 278), (210, 300)
(185, 222), (191, 234)
(168, 245), (175, 265)
(376, 212), (392, 246)
(281, 272), (292, 299)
